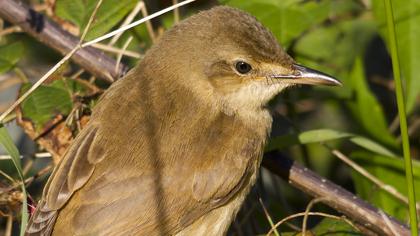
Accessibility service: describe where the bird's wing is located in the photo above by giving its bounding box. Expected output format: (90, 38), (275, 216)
(26, 122), (261, 236)
(176, 119), (264, 230)
(25, 125), (102, 235)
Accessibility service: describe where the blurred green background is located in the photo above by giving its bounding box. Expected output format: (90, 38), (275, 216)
(0, 0), (419, 235)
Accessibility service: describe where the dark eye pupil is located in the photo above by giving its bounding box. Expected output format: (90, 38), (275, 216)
(235, 61), (252, 74)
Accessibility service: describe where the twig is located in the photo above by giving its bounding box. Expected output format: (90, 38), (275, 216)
(259, 198), (280, 236)
(91, 43), (142, 59)
(266, 212), (354, 236)
(0, 46), (78, 123)
(23, 165), (52, 187)
(263, 152), (411, 235)
(397, 117), (420, 143)
(108, 1), (144, 45)
(0, 169), (17, 184)
(0, 0), (195, 123)
(0, 25), (21, 37)
(330, 148), (420, 212)
(0, 152), (52, 160)
(0, 0), (126, 80)
(140, 1), (156, 43)
(0, 0), (104, 123)
(115, 36), (133, 74)
(5, 215), (12, 236)
(302, 198), (326, 235)
(82, 0), (196, 47)
(380, 210), (401, 236)
(407, 118), (420, 137)
(22, 158), (33, 176)
(173, 0), (180, 23)
(70, 69), (85, 79)
(0, 75), (20, 92)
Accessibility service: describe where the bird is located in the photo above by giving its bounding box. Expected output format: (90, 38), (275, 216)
(26, 6), (340, 236)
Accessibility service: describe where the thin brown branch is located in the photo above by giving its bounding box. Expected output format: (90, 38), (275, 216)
(114, 36), (133, 74)
(173, 0), (180, 23)
(0, 0), (127, 81)
(91, 43), (142, 59)
(266, 212), (354, 236)
(302, 198), (326, 235)
(380, 210), (401, 236)
(109, 1), (144, 45)
(0, 74), (21, 92)
(140, 1), (156, 43)
(331, 149), (420, 211)
(263, 152), (411, 236)
(0, 0), (105, 122)
(330, 148), (420, 212)
(5, 215), (13, 236)
(259, 198), (280, 236)
(0, 25), (22, 37)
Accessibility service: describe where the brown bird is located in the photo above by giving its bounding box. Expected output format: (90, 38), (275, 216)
(26, 6), (340, 236)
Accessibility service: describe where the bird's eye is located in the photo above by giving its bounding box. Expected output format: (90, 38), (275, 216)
(235, 61), (252, 74)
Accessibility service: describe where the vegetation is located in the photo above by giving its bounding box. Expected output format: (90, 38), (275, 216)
(0, 0), (419, 235)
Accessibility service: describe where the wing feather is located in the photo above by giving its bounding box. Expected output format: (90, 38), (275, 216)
(26, 126), (99, 235)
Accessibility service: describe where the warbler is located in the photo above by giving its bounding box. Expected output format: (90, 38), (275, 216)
(26, 6), (340, 236)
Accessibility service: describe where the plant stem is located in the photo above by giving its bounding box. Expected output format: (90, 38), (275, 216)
(383, 0), (418, 235)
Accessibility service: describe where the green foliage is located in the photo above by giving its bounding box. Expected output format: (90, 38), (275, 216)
(380, 0), (418, 233)
(1, 0), (419, 234)
(351, 151), (420, 221)
(0, 41), (24, 73)
(0, 125), (28, 235)
(55, 0), (138, 40)
(311, 218), (362, 235)
(294, 19), (376, 83)
(220, 0), (359, 48)
(19, 79), (87, 130)
(267, 129), (395, 157)
(371, 0), (420, 113)
(347, 58), (397, 148)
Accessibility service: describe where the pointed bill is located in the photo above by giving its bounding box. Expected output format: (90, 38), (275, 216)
(272, 64), (342, 86)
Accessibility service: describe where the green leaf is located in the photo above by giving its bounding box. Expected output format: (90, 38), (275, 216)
(349, 136), (395, 157)
(371, 0), (420, 113)
(311, 218), (362, 235)
(351, 151), (420, 221)
(20, 80), (74, 129)
(55, 0), (86, 27)
(347, 57), (397, 148)
(0, 125), (28, 235)
(266, 129), (396, 157)
(0, 41), (24, 73)
(220, 0), (335, 47)
(84, 0), (138, 40)
(294, 19), (376, 88)
(55, 0), (138, 40)
(267, 129), (352, 151)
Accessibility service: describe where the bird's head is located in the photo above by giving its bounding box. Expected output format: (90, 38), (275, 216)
(144, 6), (341, 116)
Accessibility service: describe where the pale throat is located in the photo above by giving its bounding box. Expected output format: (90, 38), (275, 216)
(219, 81), (288, 129)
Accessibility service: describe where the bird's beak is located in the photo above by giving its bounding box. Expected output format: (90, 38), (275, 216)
(272, 64), (342, 86)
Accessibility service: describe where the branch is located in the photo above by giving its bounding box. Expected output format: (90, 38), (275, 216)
(0, 2), (412, 235)
(263, 151), (410, 236)
(0, 0), (127, 82)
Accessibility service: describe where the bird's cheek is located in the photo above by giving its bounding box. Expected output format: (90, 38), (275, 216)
(208, 76), (247, 95)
